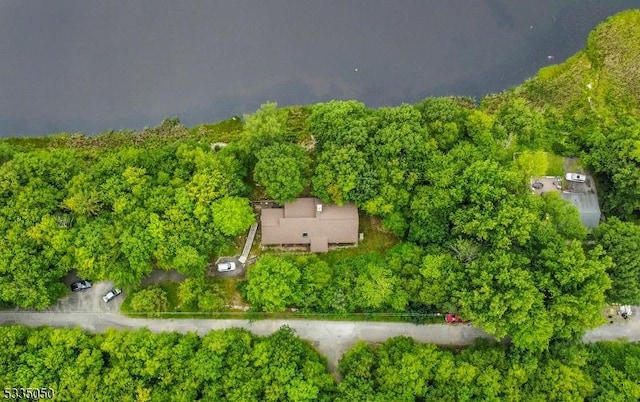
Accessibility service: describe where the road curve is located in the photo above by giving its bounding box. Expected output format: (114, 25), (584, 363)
(1, 309), (638, 373)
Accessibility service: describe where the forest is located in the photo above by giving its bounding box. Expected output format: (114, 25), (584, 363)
(1, 11), (640, 399)
(1, 11), (640, 353)
(1, 325), (638, 401)
(0, 123), (255, 309)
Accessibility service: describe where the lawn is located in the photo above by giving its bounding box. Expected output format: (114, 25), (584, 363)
(546, 153), (565, 176)
(318, 212), (399, 265)
(121, 276), (241, 316)
(187, 116), (244, 144)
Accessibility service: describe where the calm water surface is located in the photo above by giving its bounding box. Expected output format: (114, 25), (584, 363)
(0, 0), (638, 136)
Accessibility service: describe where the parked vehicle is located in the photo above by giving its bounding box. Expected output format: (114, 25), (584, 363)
(217, 261), (237, 272)
(565, 173), (586, 183)
(445, 313), (462, 323)
(102, 288), (122, 303)
(619, 305), (633, 320)
(70, 280), (92, 292)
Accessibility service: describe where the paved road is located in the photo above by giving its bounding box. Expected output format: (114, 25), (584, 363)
(1, 310), (639, 373)
(0, 311), (492, 373)
(583, 314), (640, 344)
(1, 285), (637, 373)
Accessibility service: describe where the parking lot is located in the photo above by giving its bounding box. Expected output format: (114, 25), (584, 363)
(52, 273), (124, 313)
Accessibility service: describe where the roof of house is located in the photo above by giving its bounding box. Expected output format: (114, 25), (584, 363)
(261, 198), (359, 249)
(284, 197), (316, 218)
(310, 236), (329, 253)
(261, 208), (284, 227)
(561, 192), (601, 228)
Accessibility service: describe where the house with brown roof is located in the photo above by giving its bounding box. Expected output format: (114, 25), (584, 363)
(260, 198), (359, 252)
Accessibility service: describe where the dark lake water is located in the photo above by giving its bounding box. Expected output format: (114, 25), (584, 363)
(0, 0), (638, 137)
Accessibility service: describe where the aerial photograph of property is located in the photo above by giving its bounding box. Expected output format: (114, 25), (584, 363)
(1, 1), (639, 400)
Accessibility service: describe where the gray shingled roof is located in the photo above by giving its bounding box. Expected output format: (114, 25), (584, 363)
(261, 208), (284, 227)
(284, 198), (316, 218)
(561, 192), (601, 228)
(310, 236), (329, 253)
(261, 198), (359, 249)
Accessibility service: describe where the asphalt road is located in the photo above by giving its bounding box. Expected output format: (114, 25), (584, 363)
(1, 285), (638, 373)
(0, 311), (492, 373)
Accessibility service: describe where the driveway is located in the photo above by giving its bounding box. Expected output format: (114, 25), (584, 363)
(583, 313), (640, 344)
(140, 269), (186, 287)
(209, 256), (246, 278)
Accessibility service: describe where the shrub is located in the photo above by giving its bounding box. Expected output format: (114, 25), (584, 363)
(130, 287), (169, 317)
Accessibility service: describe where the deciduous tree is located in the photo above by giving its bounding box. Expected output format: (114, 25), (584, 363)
(245, 256), (301, 312)
(130, 287), (169, 317)
(592, 217), (640, 304)
(254, 144), (310, 202)
(211, 196), (255, 237)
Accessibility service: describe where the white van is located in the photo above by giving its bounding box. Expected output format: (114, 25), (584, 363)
(565, 173), (586, 183)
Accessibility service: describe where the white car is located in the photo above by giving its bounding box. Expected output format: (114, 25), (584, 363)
(217, 261), (237, 272)
(102, 288), (122, 303)
(565, 173), (586, 183)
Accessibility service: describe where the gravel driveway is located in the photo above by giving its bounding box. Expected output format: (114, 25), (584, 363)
(48, 281), (124, 313)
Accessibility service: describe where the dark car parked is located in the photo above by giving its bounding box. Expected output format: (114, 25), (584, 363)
(70, 280), (92, 292)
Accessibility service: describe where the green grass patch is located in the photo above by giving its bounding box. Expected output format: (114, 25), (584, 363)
(546, 153), (565, 176)
(160, 282), (181, 309)
(214, 237), (244, 262)
(123, 276), (243, 315)
(215, 276), (240, 302)
(119, 289), (134, 314)
(121, 308), (444, 324)
(319, 212), (398, 265)
(188, 117), (244, 144)
(120, 282), (181, 315)
(4, 116), (244, 153)
(2, 135), (59, 151)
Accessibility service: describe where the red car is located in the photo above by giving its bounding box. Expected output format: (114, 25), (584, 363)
(445, 313), (462, 323)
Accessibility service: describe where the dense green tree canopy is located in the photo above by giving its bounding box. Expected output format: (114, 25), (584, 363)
(239, 102), (293, 160)
(211, 196), (255, 236)
(583, 118), (640, 218)
(242, 251), (413, 314)
(337, 336), (640, 402)
(254, 143), (310, 202)
(592, 217), (640, 304)
(0, 142), (250, 308)
(305, 94), (618, 350)
(0, 325), (335, 401)
(415, 97), (470, 150)
(245, 255), (302, 312)
(3, 325), (638, 401)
